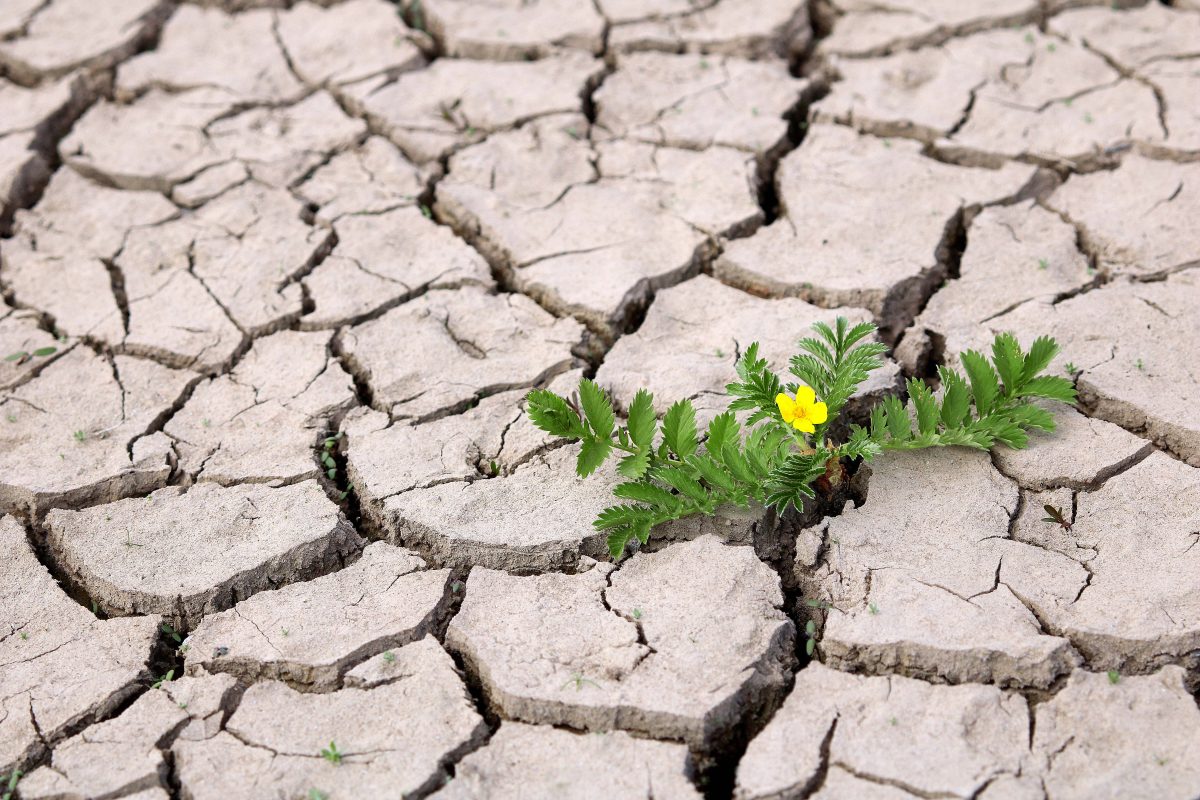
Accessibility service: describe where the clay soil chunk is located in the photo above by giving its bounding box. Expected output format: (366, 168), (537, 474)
(715, 125), (1038, 339)
(796, 448), (1084, 689)
(16, 675), (237, 800)
(0, 348), (196, 517)
(594, 52), (807, 155)
(163, 329), (355, 485)
(345, 52), (603, 163)
(420, 0), (605, 60)
(819, 0), (1039, 58)
(0, 0), (165, 83)
(437, 114), (762, 339)
(431, 723), (702, 800)
(1045, 156), (1200, 279)
(275, 0), (425, 88)
(300, 206), (494, 329)
(173, 639), (487, 800)
(608, 0), (812, 59)
(734, 663), (1029, 800)
(295, 136), (428, 224)
(446, 535), (794, 752)
(116, 5), (303, 104)
(597, 275), (900, 426)
(1, 517), (160, 775)
(185, 542), (451, 689)
(1032, 667), (1200, 799)
(337, 285), (581, 421)
(44, 480), (363, 628)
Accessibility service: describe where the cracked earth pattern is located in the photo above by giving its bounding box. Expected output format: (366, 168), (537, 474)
(0, 0), (1198, 798)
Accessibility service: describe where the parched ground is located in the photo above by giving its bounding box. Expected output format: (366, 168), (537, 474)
(1, 0), (1198, 798)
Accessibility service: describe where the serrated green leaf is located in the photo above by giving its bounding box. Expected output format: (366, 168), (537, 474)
(578, 379), (615, 439)
(686, 453), (735, 492)
(883, 396), (910, 440)
(1021, 336), (1059, 384)
(705, 412), (739, 458)
(960, 349), (999, 416)
(1016, 375), (1076, 403)
(613, 481), (680, 511)
(720, 442), (756, 484)
(577, 437), (611, 477)
(608, 530), (632, 559)
(938, 367), (971, 428)
(627, 389), (656, 450)
(661, 399), (698, 459)
(991, 332), (1025, 396)
(653, 466), (709, 504)
(617, 450), (650, 478)
(908, 378), (939, 436)
(525, 390), (586, 439)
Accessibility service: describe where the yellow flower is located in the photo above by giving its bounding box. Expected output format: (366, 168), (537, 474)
(775, 386), (828, 434)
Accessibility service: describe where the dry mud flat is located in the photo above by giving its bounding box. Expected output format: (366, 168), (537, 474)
(1, 0), (1199, 798)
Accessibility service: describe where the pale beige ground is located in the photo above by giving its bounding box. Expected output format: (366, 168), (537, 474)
(1, 1), (1198, 798)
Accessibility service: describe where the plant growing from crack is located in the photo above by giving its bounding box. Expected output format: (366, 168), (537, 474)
(527, 318), (1076, 559)
(2, 769), (19, 800)
(320, 741), (343, 765)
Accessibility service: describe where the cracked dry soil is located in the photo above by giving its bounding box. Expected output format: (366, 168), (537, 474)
(1, 0), (1199, 798)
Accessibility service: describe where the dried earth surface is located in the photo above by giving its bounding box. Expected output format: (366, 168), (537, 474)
(1, 0), (1197, 798)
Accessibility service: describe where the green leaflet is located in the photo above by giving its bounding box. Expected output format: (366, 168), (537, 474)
(525, 319), (1076, 561)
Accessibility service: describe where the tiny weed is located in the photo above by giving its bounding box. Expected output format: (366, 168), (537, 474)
(309, 790), (330, 800)
(281, 628), (289, 637)
(1155, 756), (1169, 767)
(72, 430), (87, 443)
(202, 418), (211, 428)
(420, 205), (433, 220)
(1083, 112), (1094, 124)
(1064, 362), (1078, 375)
(561, 672), (600, 691)
(161, 622), (183, 644)
(804, 619), (819, 657)
(699, 58), (710, 69)
(1135, 358), (1145, 371)
(5, 414), (15, 423)
(178, 702), (189, 710)
(1046, 42), (1057, 52)
(152, 669), (175, 690)
(868, 602), (879, 615)
(714, 348), (726, 358)
(1024, 32), (1035, 44)
(889, 716), (898, 726)
(320, 741), (343, 765)
(451, 580), (464, 594)
(805, 599), (832, 611)
(489, 459), (499, 476)
(631, 608), (643, 620)
(382, 650), (396, 664)
(1037, 258), (1049, 270)
(3, 769), (21, 800)
(1042, 504), (1072, 532)
(18, 632), (27, 641)
(1107, 669), (1121, 684)
(3, 346), (56, 365)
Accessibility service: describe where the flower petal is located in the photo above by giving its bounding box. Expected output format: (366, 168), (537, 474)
(809, 402), (829, 425)
(793, 417), (815, 434)
(775, 393), (795, 422)
(795, 385), (817, 408)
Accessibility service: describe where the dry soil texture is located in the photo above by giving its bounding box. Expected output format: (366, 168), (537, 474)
(1, 0), (1198, 798)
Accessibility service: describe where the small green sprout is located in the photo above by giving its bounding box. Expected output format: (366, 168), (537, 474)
(699, 58), (710, 69)
(1046, 42), (1057, 52)
(1042, 504), (1072, 532)
(152, 669), (175, 690)
(281, 628), (289, 637)
(1064, 362), (1078, 375)
(382, 650), (396, 664)
(3, 769), (21, 800)
(5, 414), (15, 423)
(1037, 258), (1049, 270)
(202, 418), (211, 428)
(805, 599), (832, 611)
(178, 702), (189, 710)
(631, 608), (643, 620)
(1024, 32), (1035, 44)
(1107, 669), (1121, 684)
(889, 716), (898, 726)
(804, 619), (818, 657)
(73, 430), (87, 443)
(420, 205), (433, 220)
(489, 459), (499, 476)
(4, 346), (56, 364)
(161, 622), (183, 644)
(451, 580), (464, 594)
(868, 602), (879, 615)
(1135, 358), (1145, 371)
(714, 348), (726, 358)
(320, 741), (343, 765)
(561, 672), (601, 691)
(309, 790), (330, 800)
(1084, 112), (1095, 124)
(18, 632), (27, 641)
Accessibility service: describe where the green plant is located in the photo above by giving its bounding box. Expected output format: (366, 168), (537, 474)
(72, 429), (87, 443)
(1037, 258), (1049, 270)
(4, 346), (56, 364)
(161, 622), (183, 644)
(309, 790), (329, 800)
(804, 619), (818, 657)
(1042, 504), (1072, 531)
(152, 669), (174, 690)
(320, 741), (343, 765)
(1108, 669), (1121, 684)
(3, 769), (20, 800)
(526, 319), (1075, 559)
(561, 672), (600, 691)
(382, 650), (396, 664)
(868, 602), (880, 615)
